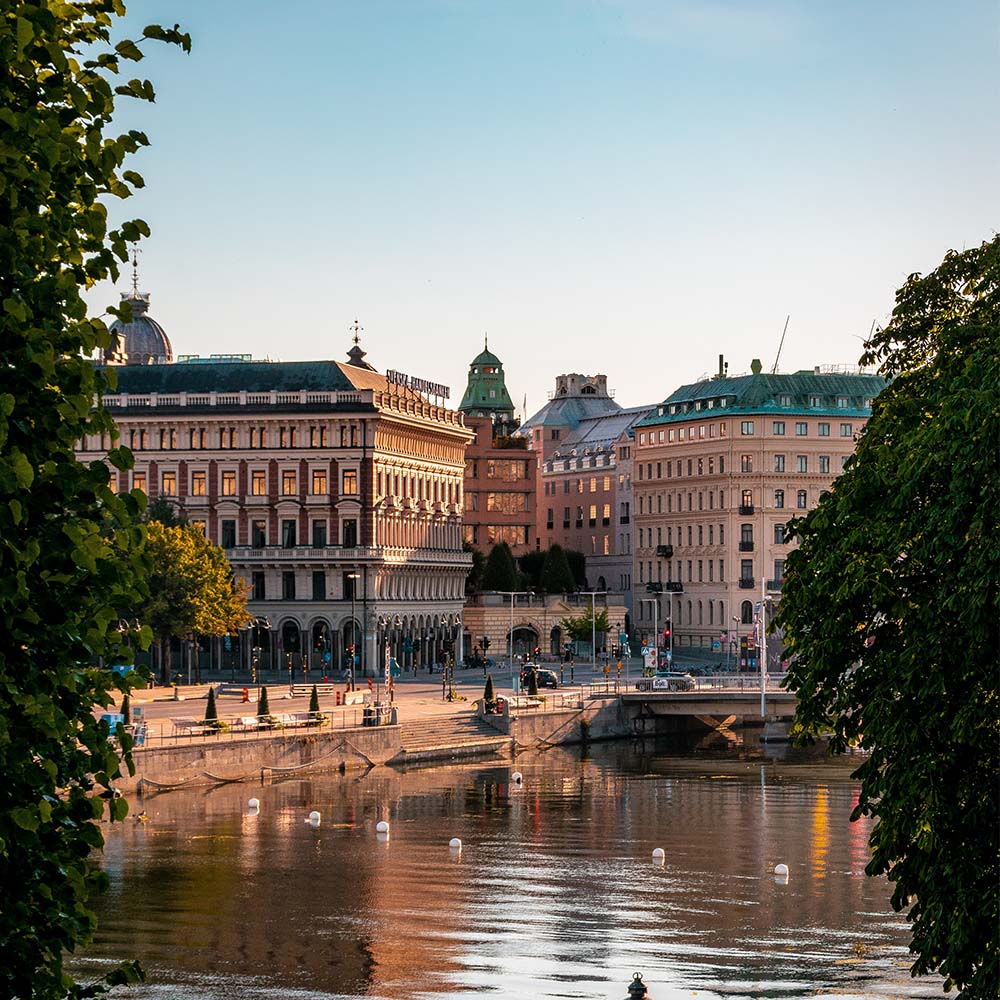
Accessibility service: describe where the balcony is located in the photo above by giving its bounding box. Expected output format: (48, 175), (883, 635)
(738, 577), (756, 589)
(738, 540), (754, 552)
(663, 581), (684, 593)
(766, 578), (784, 592)
(645, 582), (663, 594)
(739, 504), (755, 515)
(655, 544), (673, 558)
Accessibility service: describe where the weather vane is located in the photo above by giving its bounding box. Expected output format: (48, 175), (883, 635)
(130, 245), (141, 298)
(349, 318), (363, 346)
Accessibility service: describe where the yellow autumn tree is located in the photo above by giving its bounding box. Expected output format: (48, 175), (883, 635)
(139, 522), (251, 683)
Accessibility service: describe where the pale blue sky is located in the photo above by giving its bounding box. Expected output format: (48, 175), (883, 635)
(87, 1), (998, 413)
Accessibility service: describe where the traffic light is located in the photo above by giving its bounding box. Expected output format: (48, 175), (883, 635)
(533, 646), (540, 658)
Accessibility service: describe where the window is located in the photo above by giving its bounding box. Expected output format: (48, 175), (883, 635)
(282, 470), (297, 496)
(589, 504), (597, 526)
(342, 518), (358, 547)
(280, 426), (297, 448)
(281, 519), (296, 548)
(809, 395), (821, 408)
(562, 506), (570, 528)
(251, 519), (267, 547)
(773, 421), (785, 435)
(840, 423), (854, 437)
(161, 471), (176, 496)
(191, 471), (206, 496)
(252, 572), (265, 601)
(312, 571), (326, 601)
(797, 489), (808, 509)
(221, 470), (237, 496)
(108, 471), (118, 491)
(589, 477), (597, 492)
(159, 428), (177, 449)
(221, 520), (236, 548)
(774, 489), (785, 509)
(189, 428), (206, 449)
(547, 507), (555, 530)
(779, 394), (792, 407)
(774, 454), (785, 472)
(774, 523), (786, 544)
(795, 422), (808, 436)
(819, 455), (830, 474)
(312, 468), (328, 494)
(740, 560), (754, 582)
(836, 396), (849, 408)
(576, 506), (584, 528)
(796, 455), (808, 473)
(312, 520), (327, 548)
(741, 421), (754, 435)
(486, 459), (528, 481)
(250, 427), (267, 449)
(818, 422), (830, 437)
(741, 600), (754, 624)
(343, 469), (358, 495)
(251, 470), (266, 495)
(602, 503), (611, 526)
(282, 571), (296, 600)
(740, 455), (753, 473)
(487, 492), (528, 513)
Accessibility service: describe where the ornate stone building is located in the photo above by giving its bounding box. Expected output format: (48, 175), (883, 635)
(458, 341), (535, 556)
(631, 357), (886, 665)
(83, 293), (473, 678)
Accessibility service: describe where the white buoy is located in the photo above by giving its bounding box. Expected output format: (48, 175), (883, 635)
(449, 837), (462, 850)
(652, 847), (666, 862)
(248, 798), (260, 809)
(512, 771), (523, 784)
(376, 820), (390, 834)
(308, 810), (321, 823)
(774, 863), (789, 877)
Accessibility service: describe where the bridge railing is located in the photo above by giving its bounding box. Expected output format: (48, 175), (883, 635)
(587, 674), (789, 696)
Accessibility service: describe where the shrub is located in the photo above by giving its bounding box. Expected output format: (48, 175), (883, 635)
(483, 673), (496, 712)
(203, 686), (218, 722)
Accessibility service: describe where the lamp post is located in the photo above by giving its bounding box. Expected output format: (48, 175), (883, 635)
(347, 572), (360, 691)
(497, 591), (529, 693)
(578, 590), (606, 679)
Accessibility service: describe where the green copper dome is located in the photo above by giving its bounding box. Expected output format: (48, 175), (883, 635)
(459, 336), (515, 421)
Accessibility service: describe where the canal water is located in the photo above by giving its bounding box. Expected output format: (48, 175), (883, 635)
(74, 737), (939, 999)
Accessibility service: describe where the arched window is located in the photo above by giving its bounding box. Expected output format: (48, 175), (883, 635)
(741, 601), (753, 625)
(697, 600), (703, 625)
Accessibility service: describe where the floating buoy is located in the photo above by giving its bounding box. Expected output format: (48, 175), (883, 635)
(375, 820), (390, 834)
(449, 837), (462, 850)
(512, 771), (523, 784)
(652, 847), (665, 863)
(248, 798), (260, 810)
(774, 863), (789, 877)
(308, 810), (321, 823)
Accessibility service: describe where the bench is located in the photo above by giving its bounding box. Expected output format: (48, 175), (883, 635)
(289, 683), (339, 696)
(171, 718), (215, 736)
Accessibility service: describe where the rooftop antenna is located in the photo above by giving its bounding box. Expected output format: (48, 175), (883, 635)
(130, 245), (141, 298)
(771, 314), (790, 374)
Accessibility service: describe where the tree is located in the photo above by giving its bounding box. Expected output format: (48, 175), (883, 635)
(144, 495), (186, 526)
(203, 686), (218, 723)
(775, 238), (999, 999)
(308, 684), (321, 716)
(463, 540), (485, 594)
(483, 673), (496, 711)
(540, 544), (575, 593)
(257, 686), (271, 721)
(564, 548), (587, 589)
(138, 522), (251, 684)
(481, 541), (520, 591)
(0, 5), (188, 997)
(517, 549), (545, 590)
(560, 602), (611, 643)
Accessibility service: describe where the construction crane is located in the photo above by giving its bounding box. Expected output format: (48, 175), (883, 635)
(771, 315), (790, 374)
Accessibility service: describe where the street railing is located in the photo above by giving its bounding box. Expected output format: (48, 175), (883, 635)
(587, 673), (788, 696)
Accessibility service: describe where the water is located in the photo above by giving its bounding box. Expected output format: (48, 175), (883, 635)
(73, 738), (937, 999)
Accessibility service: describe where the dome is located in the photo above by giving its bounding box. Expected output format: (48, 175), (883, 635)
(106, 293), (173, 365)
(470, 346), (502, 369)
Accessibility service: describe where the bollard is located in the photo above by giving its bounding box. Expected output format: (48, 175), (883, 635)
(336, 690), (341, 706)
(627, 972), (648, 998)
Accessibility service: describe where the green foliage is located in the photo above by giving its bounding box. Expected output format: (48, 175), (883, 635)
(560, 602), (611, 642)
(203, 686), (218, 723)
(480, 541), (520, 591)
(137, 521), (250, 682)
(564, 548), (587, 588)
(775, 238), (999, 999)
(144, 495), (186, 526)
(483, 673), (496, 708)
(463, 540), (485, 594)
(308, 684), (320, 715)
(517, 549), (545, 589)
(0, 4), (188, 996)
(540, 543), (576, 593)
(257, 686), (271, 719)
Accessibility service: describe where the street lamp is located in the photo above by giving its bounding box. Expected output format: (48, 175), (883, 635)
(347, 572), (360, 691)
(497, 591), (529, 693)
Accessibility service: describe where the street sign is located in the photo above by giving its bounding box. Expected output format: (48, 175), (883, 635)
(712, 641), (721, 651)
(619, 632), (628, 645)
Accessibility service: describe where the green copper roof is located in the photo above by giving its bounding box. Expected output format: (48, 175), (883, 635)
(459, 339), (514, 418)
(104, 359), (358, 395)
(635, 368), (887, 427)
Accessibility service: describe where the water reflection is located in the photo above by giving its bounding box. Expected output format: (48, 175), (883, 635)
(73, 739), (938, 999)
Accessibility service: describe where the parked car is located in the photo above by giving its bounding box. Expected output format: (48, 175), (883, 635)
(651, 670), (695, 692)
(520, 665), (560, 689)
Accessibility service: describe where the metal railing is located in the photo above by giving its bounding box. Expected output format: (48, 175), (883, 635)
(587, 673), (787, 696)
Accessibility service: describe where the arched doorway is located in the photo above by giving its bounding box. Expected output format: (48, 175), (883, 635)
(279, 620), (302, 680)
(510, 625), (539, 660)
(549, 626), (562, 656)
(342, 619), (360, 672)
(311, 621), (332, 675)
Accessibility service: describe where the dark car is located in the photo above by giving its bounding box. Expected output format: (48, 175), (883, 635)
(521, 665), (560, 689)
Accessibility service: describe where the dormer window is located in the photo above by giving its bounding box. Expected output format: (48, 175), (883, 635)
(809, 395), (821, 407)
(836, 396), (849, 408)
(779, 394), (792, 406)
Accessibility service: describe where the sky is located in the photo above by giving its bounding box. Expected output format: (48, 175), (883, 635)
(86, 0), (998, 416)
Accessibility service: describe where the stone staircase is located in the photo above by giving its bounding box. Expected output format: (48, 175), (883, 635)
(395, 713), (512, 763)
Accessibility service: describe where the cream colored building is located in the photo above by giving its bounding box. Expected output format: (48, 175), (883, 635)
(82, 294), (473, 679)
(631, 358), (886, 667)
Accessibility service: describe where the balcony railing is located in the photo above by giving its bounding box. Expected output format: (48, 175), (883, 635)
(766, 578), (784, 591)
(739, 504), (755, 515)
(655, 544), (673, 558)
(738, 577), (756, 589)
(738, 540), (754, 552)
(226, 545), (472, 566)
(663, 581), (683, 593)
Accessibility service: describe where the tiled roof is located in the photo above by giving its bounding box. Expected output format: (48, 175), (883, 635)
(556, 405), (655, 451)
(105, 359), (358, 395)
